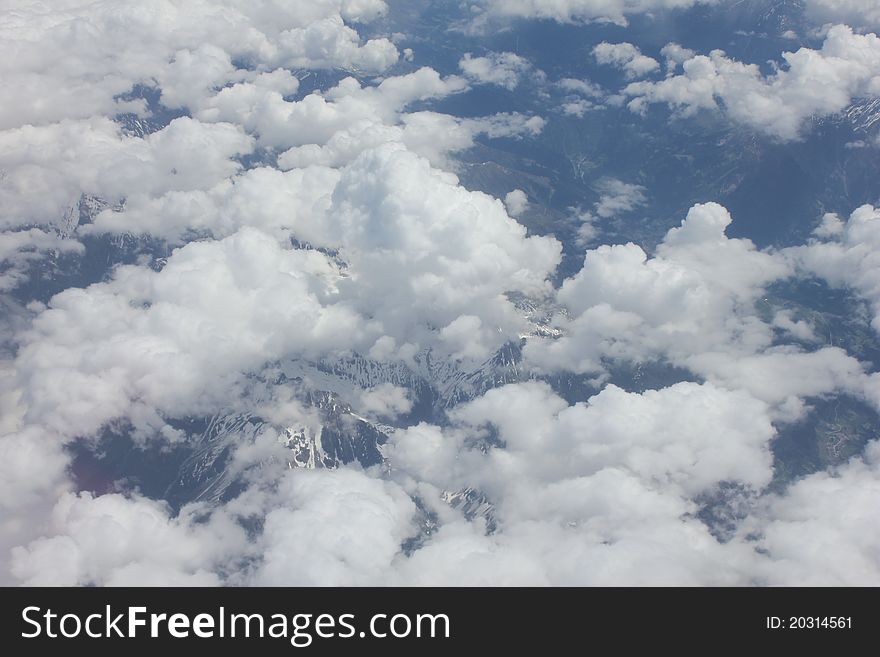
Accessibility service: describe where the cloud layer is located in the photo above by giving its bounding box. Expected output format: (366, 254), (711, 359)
(2, 1), (879, 588)
(623, 25), (880, 140)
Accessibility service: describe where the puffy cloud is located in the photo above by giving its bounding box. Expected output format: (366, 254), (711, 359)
(564, 179), (647, 245)
(804, 0), (880, 28)
(560, 99), (598, 117)
(86, 112), (547, 246)
(10, 492), (248, 586)
(274, 15), (398, 72)
(387, 380), (775, 585)
(252, 469), (416, 585)
(0, 1), (396, 131)
(324, 145), (561, 361)
(771, 310), (820, 343)
(557, 78), (606, 116)
(624, 26), (880, 140)
(526, 202), (880, 415)
(477, 0), (712, 26)
(13, 227), (362, 439)
(785, 205), (880, 332)
(504, 189), (529, 217)
(525, 203), (789, 375)
(6, 377), (879, 587)
(558, 77), (605, 98)
(5, 0), (880, 590)
(685, 347), (872, 410)
(459, 51), (535, 89)
(0, 117), (253, 230)
(660, 42), (695, 74)
(14, 141), (561, 442)
(11, 464), (418, 587)
(592, 177), (647, 218)
(199, 67), (467, 151)
(462, 112), (546, 138)
(86, 165), (339, 245)
(357, 383), (413, 419)
(742, 440), (880, 586)
(593, 42), (660, 79)
(0, 230), (84, 291)
(274, 109), (544, 171)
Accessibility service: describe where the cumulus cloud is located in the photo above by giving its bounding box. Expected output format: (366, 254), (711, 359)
(0, 230), (84, 291)
(504, 189), (529, 217)
(9, 140), (561, 449)
(624, 25), (880, 140)
(13, 227), (361, 440)
(742, 440), (880, 586)
(660, 42), (695, 74)
(804, 0), (880, 28)
(558, 78), (605, 98)
(325, 144), (560, 361)
(477, 0), (711, 26)
(273, 109), (543, 171)
(526, 203), (786, 371)
(357, 383), (413, 419)
(557, 78), (606, 116)
(567, 179), (647, 244)
(785, 205), (880, 332)
(523, 203), (880, 412)
(459, 52), (535, 89)
(0, 1), (397, 131)
(8, 376), (880, 586)
(0, 116), (254, 232)
(252, 469), (416, 586)
(387, 380), (776, 585)
(592, 178), (647, 218)
(4, 0), (880, 589)
(196, 67), (468, 151)
(10, 492), (247, 586)
(594, 42), (660, 79)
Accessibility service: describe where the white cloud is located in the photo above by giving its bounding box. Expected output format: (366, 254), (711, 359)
(557, 78), (605, 116)
(526, 203), (789, 374)
(624, 26), (880, 140)
(0, 1), (397, 131)
(772, 310), (819, 343)
(660, 42), (695, 74)
(593, 178), (647, 218)
(804, 0), (880, 28)
(274, 109), (544, 171)
(478, 0), (712, 26)
(558, 78), (605, 98)
(0, 230), (84, 291)
(0, 117), (253, 230)
(459, 51), (534, 89)
(685, 347), (871, 409)
(525, 202), (880, 416)
(13, 227), (362, 440)
(325, 144), (561, 362)
(11, 140), (561, 444)
(358, 383), (413, 418)
(388, 380), (776, 585)
(11, 465), (418, 587)
(742, 440), (880, 586)
(785, 205), (880, 332)
(560, 99), (598, 116)
(251, 469), (417, 586)
(200, 67), (468, 151)
(10, 492), (247, 586)
(594, 42), (660, 79)
(4, 0), (880, 589)
(504, 189), (529, 217)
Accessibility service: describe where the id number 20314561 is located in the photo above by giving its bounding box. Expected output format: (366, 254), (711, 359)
(766, 617), (852, 630)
